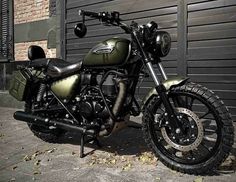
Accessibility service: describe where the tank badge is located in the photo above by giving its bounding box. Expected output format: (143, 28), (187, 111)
(92, 44), (114, 54)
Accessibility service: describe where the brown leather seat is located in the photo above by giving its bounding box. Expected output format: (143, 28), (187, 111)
(29, 58), (82, 78)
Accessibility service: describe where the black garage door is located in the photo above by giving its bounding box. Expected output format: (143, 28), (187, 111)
(61, 0), (236, 120)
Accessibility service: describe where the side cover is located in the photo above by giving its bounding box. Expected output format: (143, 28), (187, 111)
(83, 37), (131, 67)
(51, 74), (80, 99)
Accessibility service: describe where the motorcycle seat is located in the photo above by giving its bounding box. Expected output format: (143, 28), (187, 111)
(29, 58), (82, 78)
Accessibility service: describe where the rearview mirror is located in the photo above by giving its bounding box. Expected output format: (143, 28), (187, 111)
(74, 23), (87, 38)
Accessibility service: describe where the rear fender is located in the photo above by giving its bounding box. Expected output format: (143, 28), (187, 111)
(141, 77), (189, 110)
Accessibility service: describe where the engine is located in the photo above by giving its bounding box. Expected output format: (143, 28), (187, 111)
(79, 90), (111, 120)
(77, 72), (117, 120)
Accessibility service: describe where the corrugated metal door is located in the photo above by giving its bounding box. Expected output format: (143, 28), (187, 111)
(62, 0), (236, 119)
(187, 0), (236, 119)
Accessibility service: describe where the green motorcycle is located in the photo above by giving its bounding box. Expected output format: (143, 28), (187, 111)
(9, 10), (234, 174)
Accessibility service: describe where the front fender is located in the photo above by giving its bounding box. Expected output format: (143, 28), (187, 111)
(141, 76), (189, 109)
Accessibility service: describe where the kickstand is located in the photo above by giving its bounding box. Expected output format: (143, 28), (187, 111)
(80, 132), (101, 158)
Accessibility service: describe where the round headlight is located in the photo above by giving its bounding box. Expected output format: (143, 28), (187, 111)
(153, 31), (171, 57)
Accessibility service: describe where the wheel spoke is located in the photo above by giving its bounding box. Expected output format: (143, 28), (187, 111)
(188, 97), (194, 110)
(204, 136), (217, 142)
(204, 128), (216, 135)
(199, 143), (211, 153)
(173, 96), (184, 107)
(199, 110), (211, 119)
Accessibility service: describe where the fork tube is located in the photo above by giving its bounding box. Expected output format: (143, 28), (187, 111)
(132, 31), (160, 86)
(157, 62), (168, 80)
(146, 62), (160, 86)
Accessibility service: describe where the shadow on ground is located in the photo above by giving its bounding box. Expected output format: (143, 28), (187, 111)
(56, 119), (236, 175)
(58, 122), (149, 157)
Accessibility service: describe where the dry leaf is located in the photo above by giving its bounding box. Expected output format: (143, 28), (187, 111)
(33, 171), (41, 175)
(8, 178), (16, 182)
(122, 163), (132, 171)
(72, 151), (76, 155)
(156, 177), (161, 181)
(46, 148), (56, 153)
(12, 166), (17, 170)
(138, 152), (157, 165)
(34, 160), (41, 166)
(23, 155), (31, 161)
(194, 177), (203, 182)
(110, 159), (116, 165)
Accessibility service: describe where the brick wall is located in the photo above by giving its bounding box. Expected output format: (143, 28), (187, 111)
(14, 0), (56, 61)
(15, 41), (56, 61)
(14, 0), (49, 24)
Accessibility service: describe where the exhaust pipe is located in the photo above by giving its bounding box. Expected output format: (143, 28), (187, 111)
(99, 79), (127, 136)
(14, 111), (95, 135)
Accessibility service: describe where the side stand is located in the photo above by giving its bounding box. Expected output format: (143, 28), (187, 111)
(80, 133), (101, 158)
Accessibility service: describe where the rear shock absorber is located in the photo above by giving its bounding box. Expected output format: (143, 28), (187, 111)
(36, 84), (46, 102)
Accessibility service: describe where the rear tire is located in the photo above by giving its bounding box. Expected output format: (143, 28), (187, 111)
(25, 102), (65, 143)
(142, 82), (234, 174)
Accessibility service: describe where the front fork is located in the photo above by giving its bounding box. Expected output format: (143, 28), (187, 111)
(131, 31), (183, 134)
(146, 62), (183, 133)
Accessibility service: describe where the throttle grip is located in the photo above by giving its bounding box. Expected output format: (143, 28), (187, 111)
(78, 10), (99, 18)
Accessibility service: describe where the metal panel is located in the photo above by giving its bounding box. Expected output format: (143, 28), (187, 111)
(62, 0), (236, 119)
(187, 0), (236, 119)
(64, 0), (178, 65)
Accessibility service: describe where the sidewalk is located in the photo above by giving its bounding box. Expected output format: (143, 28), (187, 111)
(0, 107), (235, 182)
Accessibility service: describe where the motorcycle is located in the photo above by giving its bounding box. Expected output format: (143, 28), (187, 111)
(9, 10), (234, 174)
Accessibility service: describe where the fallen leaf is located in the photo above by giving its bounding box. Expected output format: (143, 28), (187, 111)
(138, 152), (157, 165)
(194, 177), (203, 182)
(33, 171), (41, 175)
(23, 155), (31, 161)
(72, 151), (76, 155)
(110, 159), (116, 165)
(46, 148), (56, 153)
(156, 177), (161, 181)
(122, 163), (132, 171)
(12, 166), (17, 170)
(8, 178), (16, 182)
(34, 160), (41, 166)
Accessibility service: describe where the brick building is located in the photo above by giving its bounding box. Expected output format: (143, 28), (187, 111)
(14, 0), (56, 61)
(0, 0), (60, 106)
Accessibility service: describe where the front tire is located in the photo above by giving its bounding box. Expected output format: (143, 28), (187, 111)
(142, 82), (234, 174)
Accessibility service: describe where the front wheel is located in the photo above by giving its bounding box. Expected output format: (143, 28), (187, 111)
(142, 82), (234, 174)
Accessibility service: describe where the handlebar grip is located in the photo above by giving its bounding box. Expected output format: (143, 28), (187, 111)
(79, 10), (99, 18)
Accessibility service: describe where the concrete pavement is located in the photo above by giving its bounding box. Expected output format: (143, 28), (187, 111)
(0, 107), (236, 182)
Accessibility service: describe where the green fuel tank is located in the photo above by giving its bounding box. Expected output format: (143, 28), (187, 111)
(83, 37), (131, 67)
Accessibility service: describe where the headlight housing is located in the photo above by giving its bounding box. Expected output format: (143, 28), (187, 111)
(147, 31), (171, 57)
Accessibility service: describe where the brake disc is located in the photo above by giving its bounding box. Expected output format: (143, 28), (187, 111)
(161, 108), (204, 152)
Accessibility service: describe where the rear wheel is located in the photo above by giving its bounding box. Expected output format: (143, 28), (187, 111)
(25, 102), (65, 143)
(142, 82), (234, 174)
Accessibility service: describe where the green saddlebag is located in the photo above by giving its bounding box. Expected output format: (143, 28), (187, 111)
(9, 70), (31, 101)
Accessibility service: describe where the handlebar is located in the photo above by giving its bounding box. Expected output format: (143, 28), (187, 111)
(79, 10), (120, 24)
(79, 10), (100, 18)
(78, 10), (132, 34)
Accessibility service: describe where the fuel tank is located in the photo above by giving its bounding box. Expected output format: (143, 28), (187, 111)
(51, 74), (80, 99)
(83, 37), (131, 67)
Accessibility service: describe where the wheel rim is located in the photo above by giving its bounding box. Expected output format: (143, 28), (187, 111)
(149, 92), (222, 165)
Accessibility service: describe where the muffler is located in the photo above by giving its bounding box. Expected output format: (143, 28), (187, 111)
(13, 111), (95, 135)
